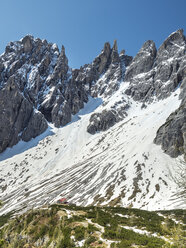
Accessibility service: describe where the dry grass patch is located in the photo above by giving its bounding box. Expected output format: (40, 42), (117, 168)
(57, 210), (67, 218)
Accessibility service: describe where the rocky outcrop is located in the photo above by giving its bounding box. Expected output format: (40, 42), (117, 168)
(87, 110), (119, 134)
(155, 29), (185, 65)
(21, 111), (48, 142)
(93, 42), (112, 75)
(154, 102), (186, 160)
(119, 50), (133, 67)
(125, 40), (157, 81)
(87, 103), (129, 134)
(0, 77), (47, 153)
(22, 35), (33, 53)
(154, 77), (186, 160)
(91, 40), (130, 98)
(125, 29), (186, 102)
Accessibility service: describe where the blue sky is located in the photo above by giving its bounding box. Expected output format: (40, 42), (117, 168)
(0, 0), (185, 68)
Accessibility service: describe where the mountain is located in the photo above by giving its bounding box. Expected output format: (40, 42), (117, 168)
(0, 37), (131, 153)
(0, 29), (185, 216)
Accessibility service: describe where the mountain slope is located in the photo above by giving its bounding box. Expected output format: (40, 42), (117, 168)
(0, 30), (185, 215)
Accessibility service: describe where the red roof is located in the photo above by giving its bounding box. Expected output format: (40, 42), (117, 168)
(58, 198), (67, 202)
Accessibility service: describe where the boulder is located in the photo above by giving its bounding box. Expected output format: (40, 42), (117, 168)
(87, 110), (118, 134)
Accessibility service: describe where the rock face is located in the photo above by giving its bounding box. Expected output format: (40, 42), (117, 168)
(125, 29), (186, 102)
(87, 108), (127, 135)
(91, 40), (131, 98)
(154, 77), (186, 160)
(154, 103), (186, 159)
(0, 76), (47, 153)
(87, 100), (129, 134)
(87, 110), (118, 134)
(125, 40), (157, 81)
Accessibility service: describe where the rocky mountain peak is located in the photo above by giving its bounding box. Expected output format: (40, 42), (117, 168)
(155, 29), (185, 65)
(53, 44), (68, 82)
(124, 40), (157, 81)
(61, 44), (66, 56)
(22, 35), (33, 53)
(163, 29), (185, 48)
(93, 42), (111, 74)
(140, 39), (156, 52)
(103, 41), (111, 54)
(120, 49), (125, 56)
(111, 40), (120, 64)
(112, 39), (118, 51)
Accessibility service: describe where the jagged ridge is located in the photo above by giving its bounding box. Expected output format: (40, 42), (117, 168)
(0, 36), (131, 153)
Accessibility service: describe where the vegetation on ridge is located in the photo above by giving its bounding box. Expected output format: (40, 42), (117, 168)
(0, 205), (185, 247)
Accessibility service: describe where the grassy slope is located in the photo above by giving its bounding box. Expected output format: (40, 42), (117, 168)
(0, 205), (185, 248)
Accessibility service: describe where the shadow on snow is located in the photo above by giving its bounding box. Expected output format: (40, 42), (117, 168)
(0, 97), (102, 162)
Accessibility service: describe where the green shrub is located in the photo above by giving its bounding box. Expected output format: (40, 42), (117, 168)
(87, 224), (99, 233)
(0, 212), (12, 228)
(74, 226), (85, 241)
(85, 235), (97, 245)
(57, 227), (74, 248)
(116, 239), (132, 247)
(39, 224), (48, 237)
(104, 226), (165, 247)
(0, 239), (7, 247)
(26, 211), (35, 225)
